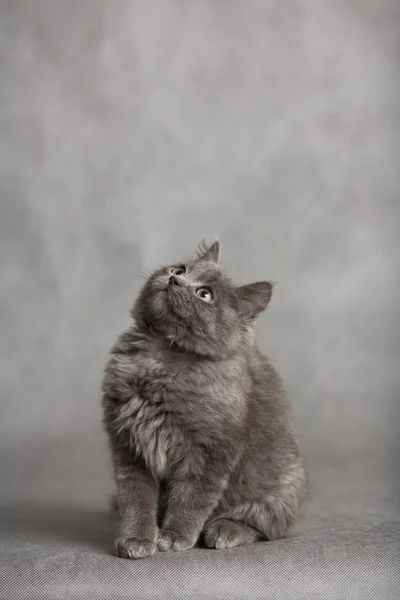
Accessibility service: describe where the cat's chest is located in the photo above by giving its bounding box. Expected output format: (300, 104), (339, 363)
(115, 392), (179, 479)
(113, 353), (213, 478)
(130, 349), (222, 403)
(110, 348), (245, 478)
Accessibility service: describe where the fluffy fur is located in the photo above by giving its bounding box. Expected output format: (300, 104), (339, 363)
(102, 240), (307, 559)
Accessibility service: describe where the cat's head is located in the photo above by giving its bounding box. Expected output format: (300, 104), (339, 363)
(132, 241), (273, 358)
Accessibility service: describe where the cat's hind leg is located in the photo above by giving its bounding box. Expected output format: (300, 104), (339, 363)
(218, 496), (298, 542)
(203, 518), (263, 549)
(204, 488), (302, 549)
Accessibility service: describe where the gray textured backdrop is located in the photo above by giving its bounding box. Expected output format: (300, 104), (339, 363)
(0, 0), (399, 516)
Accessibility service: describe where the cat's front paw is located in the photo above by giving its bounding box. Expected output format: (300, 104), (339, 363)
(157, 528), (196, 552)
(116, 536), (156, 559)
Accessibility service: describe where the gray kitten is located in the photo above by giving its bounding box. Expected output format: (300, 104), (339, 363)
(102, 241), (306, 559)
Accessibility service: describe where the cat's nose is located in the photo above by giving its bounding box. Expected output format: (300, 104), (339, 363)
(169, 275), (180, 287)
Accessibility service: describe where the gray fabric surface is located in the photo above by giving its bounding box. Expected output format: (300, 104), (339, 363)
(1, 0), (399, 598)
(0, 466), (399, 600)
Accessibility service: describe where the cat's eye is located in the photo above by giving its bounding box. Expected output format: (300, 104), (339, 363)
(170, 266), (186, 276)
(196, 287), (213, 303)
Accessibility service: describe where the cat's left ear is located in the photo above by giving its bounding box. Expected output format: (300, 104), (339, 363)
(196, 240), (221, 264)
(236, 281), (273, 320)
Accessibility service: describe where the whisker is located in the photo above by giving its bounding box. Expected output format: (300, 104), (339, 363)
(137, 269), (152, 282)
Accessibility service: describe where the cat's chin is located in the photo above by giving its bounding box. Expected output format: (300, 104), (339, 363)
(160, 328), (201, 355)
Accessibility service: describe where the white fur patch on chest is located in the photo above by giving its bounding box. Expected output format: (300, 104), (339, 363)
(114, 395), (175, 479)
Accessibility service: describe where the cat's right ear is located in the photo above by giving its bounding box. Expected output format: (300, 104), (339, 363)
(236, 281), (273, 321)
(195, 240), (221, 264)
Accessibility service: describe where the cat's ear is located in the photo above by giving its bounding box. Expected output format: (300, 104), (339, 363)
(196, 240), (221, 264)
(236, 281), (273, 320)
